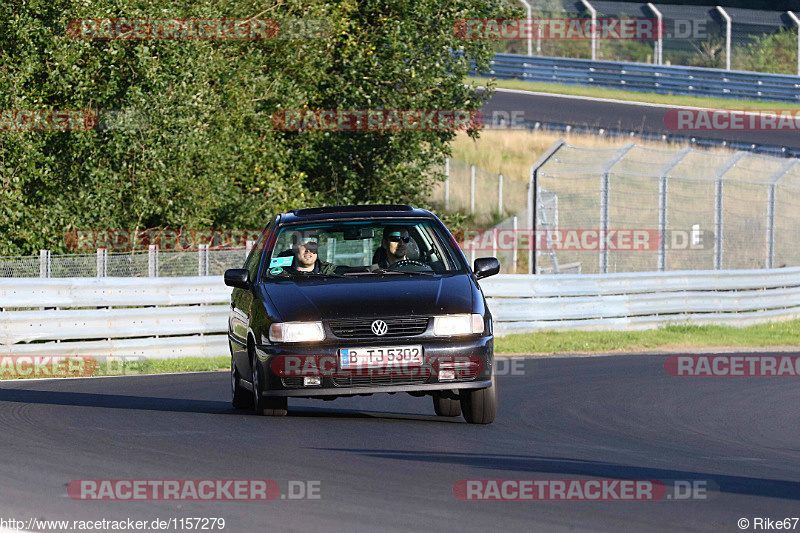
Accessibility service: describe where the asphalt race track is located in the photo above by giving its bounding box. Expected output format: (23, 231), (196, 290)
(0, 354), (797, 532)
(483, 89), (800, 151)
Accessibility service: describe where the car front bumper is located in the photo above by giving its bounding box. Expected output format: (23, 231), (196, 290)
(253, 335), (494, 398)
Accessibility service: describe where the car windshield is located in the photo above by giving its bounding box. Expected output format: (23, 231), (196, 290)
(264, 219), (467, 278)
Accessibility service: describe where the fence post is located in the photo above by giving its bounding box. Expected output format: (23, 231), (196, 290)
(148, 245), (159, 277)
(246, 239), (255, 259)
(658, 148), (691, 272)
(766, 159), (798, 269)
(512, 215), (518, 273)
(498, 173), (504, 215)
(198, 243), (209, 276)
(599, 144), (635, 274)
(96, 248), (107, 277)
(528, 139), (567, 274)
(39, 249), (50, 278)
(714, 151), (747, 270)
(445, 158), (450, 210)
(470, 164), (476, 214)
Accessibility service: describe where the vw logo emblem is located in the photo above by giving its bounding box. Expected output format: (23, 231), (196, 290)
(371, 320), (388, 336)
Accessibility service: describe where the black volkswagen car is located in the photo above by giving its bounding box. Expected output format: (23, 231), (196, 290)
(224, 205), (500, 424)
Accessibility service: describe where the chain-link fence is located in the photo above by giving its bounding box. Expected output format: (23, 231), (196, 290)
(430, 158), (530, 226)
(533, 140), (800, 274)
(0, 247), (249, 278)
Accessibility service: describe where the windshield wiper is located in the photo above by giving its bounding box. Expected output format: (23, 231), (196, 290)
(276, 271), (344, 278)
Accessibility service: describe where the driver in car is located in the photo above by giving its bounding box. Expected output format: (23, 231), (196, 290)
(373, 227), (410, 268)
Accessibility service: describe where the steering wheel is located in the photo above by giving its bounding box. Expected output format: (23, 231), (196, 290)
(390, 259), (432, 271)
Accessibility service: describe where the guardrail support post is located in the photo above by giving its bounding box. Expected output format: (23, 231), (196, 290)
(39, 249), (50, 278)
(716, 6), (732, 71)
(148, 245), (159, 277)
(528, 139), (567, 274)
(96, 248), (107, 277)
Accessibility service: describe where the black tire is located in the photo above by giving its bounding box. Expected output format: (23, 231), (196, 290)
(251, 349), (288, 416)
(433, 393), (462, 417)
(460, 369), (497, 424)
(231, 357), (251, 409)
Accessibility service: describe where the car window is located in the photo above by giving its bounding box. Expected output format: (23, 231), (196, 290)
(244, 223), (271, 281)
(265, 219), (467, 276)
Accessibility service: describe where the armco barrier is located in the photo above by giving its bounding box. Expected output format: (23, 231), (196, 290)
(1, 269), (799, 357)
(479, 54), (800, 103)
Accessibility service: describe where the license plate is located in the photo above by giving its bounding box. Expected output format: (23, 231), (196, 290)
(339, 346), (423, 369)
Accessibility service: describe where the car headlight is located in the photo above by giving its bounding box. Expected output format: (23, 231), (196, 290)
(433, 314), (484, 337)
(269, 321), (325, 343)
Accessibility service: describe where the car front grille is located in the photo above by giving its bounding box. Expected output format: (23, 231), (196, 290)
(328, 317), (429, 338)
(332, 375), (429, 387)
(281, 377), (304, 388)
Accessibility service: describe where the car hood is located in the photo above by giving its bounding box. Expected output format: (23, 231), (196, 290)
(261, 274), (474, 321)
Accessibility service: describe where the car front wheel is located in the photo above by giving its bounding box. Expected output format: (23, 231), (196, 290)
(251, 350), (288, 416)
(460, 369), (497, 424)
(432, 393), (462, 417)
(231, 357), (251, 409)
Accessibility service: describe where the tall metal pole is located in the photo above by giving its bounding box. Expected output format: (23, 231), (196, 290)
(787, 11), (800, 76)
(716, 6), (732, 71)
(647, 3), (663, 65)
(518, 0), (533, 57)
(581, 0), (598, 60)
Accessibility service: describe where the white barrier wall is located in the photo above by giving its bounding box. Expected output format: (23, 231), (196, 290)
(2, 269), (799, 357)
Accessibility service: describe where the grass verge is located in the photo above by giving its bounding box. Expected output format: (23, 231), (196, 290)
(469, 76), (800, 111)
(0, 356), (229, 381)
(495, 320), (800, 355)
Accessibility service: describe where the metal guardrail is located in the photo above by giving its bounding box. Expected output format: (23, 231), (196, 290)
(481, 54), (800, 103)
(2, 269), (799, 357)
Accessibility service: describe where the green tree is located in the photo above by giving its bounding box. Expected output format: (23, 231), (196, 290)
(0, 0), (508, 255)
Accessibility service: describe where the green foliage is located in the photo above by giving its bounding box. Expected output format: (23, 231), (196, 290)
(0, 0), (510, 255)
(735, 29), (799, 75)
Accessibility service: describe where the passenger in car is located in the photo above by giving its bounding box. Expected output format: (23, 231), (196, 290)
(281, 233), (336, 274)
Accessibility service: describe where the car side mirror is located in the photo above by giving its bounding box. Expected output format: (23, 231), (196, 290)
(224, 268), (250, 289)
(474, 257), (500, 279)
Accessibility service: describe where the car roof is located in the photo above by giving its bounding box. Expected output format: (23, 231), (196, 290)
(279, 204), (437, 224)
